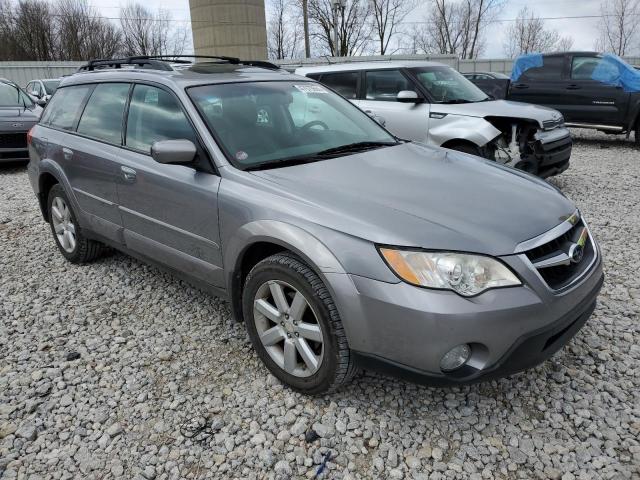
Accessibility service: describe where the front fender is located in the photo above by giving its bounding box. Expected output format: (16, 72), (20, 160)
(429, 116), (500, 148)
(224, 220), (348, 322)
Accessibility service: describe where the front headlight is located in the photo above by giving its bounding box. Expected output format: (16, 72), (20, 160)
(378, 247), (521, 297)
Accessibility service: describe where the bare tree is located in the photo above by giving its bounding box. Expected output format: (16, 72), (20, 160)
(267, 0), (303, 59)
(306, 0), (372, 56)
(56, 0), (121, 60)
(119, 3), (187, 56)
(596, 0), (640, 55)
(503, 7), (574, 58)
(1, 0), (57, 60)
(410, 0), (502, 59)
(370, 0), (416, 55)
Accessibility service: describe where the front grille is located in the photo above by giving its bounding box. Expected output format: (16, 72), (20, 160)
(0, 132), (27, 149)
(525, 218), (596, 290)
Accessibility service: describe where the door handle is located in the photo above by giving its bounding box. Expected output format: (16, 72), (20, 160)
(62, 147), (73, 160)
(120, 166), (137, 182)
(566, 84), (581, 90)
(512, 83), (529, 89)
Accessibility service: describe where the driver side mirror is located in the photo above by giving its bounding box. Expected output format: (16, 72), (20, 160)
(397, 90), (422, 104)
(151, 139), (197, 165)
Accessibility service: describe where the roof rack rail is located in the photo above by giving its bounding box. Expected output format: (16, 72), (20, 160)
(77, 55), (282, 73)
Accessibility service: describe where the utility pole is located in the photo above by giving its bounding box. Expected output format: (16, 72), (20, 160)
(332, 0), (345, 57)
(303, 0), (310, 58)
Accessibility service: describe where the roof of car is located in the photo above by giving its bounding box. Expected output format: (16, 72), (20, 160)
(59, 62), (309, 89)
(295, 60), (447, 75)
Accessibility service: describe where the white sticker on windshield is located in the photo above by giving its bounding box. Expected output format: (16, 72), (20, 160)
(294, 84), (328, 94)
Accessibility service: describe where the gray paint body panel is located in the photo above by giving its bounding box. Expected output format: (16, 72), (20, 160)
(27, 66), (602, 381)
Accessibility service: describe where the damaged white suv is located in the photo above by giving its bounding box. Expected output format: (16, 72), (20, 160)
(296, 61), (572, 178)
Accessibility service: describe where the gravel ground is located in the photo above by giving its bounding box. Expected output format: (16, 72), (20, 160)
(1, 130), (639, 480)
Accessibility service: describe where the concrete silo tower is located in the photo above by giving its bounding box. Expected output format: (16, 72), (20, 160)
(189, 0), (268, 60)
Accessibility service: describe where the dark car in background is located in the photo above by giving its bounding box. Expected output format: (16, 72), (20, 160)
(0, 79), (42, 163)
(508, 52), (640, 143)
(463, 71), (511, 101)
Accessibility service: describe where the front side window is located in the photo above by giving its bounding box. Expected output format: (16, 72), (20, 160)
(411, 66), (488, 103)
(571, 56), (613, 80)
(126, 84), (198, 153)
(41, 85), (92, 130)
(77, 83), (130, 144)
(320, 72), (359, 99)
(188, 81), (397, 169)
(365, 70), (412, 101)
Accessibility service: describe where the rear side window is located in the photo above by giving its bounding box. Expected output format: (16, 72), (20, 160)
(320, 72), (359, 99)
(520, 56), (564, 81)
(571, 56), (603, 80)
(41, 85), (92, 130)
(77, 83), (130, 144)
(126, 84), (198, 153)
(365, 70), (412, 101)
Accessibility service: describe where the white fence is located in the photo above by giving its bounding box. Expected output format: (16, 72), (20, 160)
(2, 55), (640, 85)
(0, 61), (83, 86)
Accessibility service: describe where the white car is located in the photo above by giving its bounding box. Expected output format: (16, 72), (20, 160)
(25, 78), (61, 105)
(296, 61), (572, 178)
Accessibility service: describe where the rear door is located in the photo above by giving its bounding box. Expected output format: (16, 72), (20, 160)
(41, 83), (125, 242)
(357, 69), (429, 142)
(562, 54), (630, 126)
(508, 55), (568, 110)
(116, 83), (224, 287)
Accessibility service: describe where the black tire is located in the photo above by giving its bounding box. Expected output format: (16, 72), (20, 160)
(242, 252), (357, 394)
(635, 122), (639, 145)
(448, 143), (482, 157)
(47, 184), (107, 264)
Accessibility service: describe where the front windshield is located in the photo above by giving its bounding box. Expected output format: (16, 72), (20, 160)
(411, 66), (489, 103)
(0, 82), (34, 107)
(43, 80), (60, 94)
(188, 81), (397, 169)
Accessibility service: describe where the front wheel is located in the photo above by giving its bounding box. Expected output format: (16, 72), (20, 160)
(242, 253), (357, 394)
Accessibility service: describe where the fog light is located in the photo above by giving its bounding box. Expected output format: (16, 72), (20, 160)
(440, 344), (471, 372)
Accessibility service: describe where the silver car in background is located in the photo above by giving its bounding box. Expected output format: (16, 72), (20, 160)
(28, 57), (602, 394)
(297, 61), (572, 178)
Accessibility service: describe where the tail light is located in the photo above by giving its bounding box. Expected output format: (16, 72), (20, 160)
(27, 126), (35, 145)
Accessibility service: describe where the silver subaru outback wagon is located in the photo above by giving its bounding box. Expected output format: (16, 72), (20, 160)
(27, 56), (603, 394)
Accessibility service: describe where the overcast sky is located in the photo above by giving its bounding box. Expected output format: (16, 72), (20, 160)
(85, 0), (604, 58)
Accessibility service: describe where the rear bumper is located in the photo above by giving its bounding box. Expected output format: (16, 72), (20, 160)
(526, 127), (572, 178)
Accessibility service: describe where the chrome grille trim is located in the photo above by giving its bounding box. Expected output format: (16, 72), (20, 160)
(514, 210), (580, 253)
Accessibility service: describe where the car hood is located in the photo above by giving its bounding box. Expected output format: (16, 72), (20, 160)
(250, 143), (575, 256)
(433, 100), (562, 127)
(0, 106), (42, 122)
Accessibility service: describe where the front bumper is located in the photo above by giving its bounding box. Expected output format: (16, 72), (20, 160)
(0, 131), (30, 162)
(326, 246), (603, 385)
(526, 127), (572, 178)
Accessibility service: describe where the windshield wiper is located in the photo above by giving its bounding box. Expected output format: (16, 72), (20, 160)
(313, 140), (398, 157)
(440, 99), (471, 104)
(245, 141), (398, 171)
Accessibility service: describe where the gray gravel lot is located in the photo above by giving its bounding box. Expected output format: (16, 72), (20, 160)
(1, 130), (639, 480)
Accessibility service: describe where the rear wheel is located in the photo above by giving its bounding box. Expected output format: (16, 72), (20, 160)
(635, 121), (639, 145)
(47, 184), (107, 263)
(242, 252), (357, 394)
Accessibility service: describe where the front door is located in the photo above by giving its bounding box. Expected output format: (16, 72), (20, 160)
(116, 83), (224, 287)
(355, 69), (430, 142)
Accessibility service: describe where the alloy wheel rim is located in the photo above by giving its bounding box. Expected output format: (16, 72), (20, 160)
(51, 196), (76, 253)
(253, 280), (324, 378)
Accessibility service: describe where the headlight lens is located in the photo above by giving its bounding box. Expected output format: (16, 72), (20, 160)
(379, 248), (521, 296)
